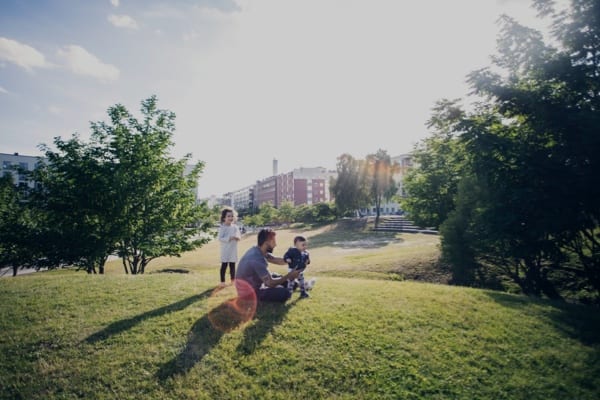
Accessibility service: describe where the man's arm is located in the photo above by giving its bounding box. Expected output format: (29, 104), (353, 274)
(265, 252), (288, 265)
(261, 269), (301, 288)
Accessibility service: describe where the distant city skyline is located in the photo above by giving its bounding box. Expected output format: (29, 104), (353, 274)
(0, 0), (567, 198)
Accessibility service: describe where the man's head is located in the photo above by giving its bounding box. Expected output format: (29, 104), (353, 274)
(257, 228), (277, 253)
(294, 235), (308, 252)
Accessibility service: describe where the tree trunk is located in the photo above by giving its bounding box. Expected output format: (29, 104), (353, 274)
(122, 256), (128, 274)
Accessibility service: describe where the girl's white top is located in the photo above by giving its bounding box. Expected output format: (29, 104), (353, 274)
(218, 224), (241, 263)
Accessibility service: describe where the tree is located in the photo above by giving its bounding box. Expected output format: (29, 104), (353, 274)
(365, 149), (399, 226)
(98, 96), (212, 274)
(33, 96), (212, 275)
(0, 176), (37, 276)
(277, 201), (296, 224)
(330, 153), (370, 216)
(34, 135), (119, 273)
(401, 100), (467, 229)
(256, 202), (278, 226)
(419, 0), (600, 300)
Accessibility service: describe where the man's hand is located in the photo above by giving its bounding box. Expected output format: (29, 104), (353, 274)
(285, 269), (302, 281)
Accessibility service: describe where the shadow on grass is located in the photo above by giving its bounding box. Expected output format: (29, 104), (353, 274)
(85, 288), (213, 344)
(236, 300), (296, 355)
(484, 291), (600, 346)
(308, 219), (402, 249)
(151, 268), (190, 274)
(157, 298), (295, 381)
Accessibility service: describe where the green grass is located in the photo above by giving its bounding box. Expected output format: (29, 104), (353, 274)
(1, 224), (599, 399)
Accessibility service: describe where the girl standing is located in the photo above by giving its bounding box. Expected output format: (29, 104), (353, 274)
(217, 207), (241, 286)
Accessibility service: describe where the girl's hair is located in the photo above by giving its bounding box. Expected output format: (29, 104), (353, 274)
(220, 207), (237, 223)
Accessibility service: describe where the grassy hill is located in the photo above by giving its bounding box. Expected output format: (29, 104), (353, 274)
(1, 221), (599, 399)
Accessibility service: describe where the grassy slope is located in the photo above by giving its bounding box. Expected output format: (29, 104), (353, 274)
(1, 222), (599, 399)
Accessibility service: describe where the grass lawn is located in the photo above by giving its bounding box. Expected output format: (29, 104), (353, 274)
(1, 221), (599, 399)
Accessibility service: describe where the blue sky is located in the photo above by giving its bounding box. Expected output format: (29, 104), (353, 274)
(0, 0), (563, 197)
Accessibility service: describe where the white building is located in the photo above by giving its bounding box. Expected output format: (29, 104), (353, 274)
(0, 152), (44, 188)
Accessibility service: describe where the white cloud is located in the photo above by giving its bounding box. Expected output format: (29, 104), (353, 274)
(0, 37), (52, 71)
(57, 45), (120, 82)
(0, 85), (8, 94)
(182, 30), (199, 41)
(48, 105), (62, 115)
(108, 14), (139, 29)
(110, 0), (120, 7)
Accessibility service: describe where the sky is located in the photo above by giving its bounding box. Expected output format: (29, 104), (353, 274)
(0, 0), (564, 198)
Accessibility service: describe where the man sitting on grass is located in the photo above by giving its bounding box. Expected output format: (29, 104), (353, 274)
(235, 228), (302, 303)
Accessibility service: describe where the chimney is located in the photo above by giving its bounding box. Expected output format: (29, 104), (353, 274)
(273, 158), (278, 176)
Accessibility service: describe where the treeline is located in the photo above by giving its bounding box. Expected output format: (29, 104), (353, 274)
(401, 0), (600, 304)
(235, 202), (337, 227)
(0, 97), (213, 276)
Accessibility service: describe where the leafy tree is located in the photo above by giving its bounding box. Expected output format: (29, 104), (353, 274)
(33, 136), (119, 273)
(293, 202), (337, 224)
(277, 201), (296, 224)
(310, 202), (337, 224)
(244, 213), (264, 227)
(401, 100), (467, 229)
(365, 149), (399, 226)
(422, 0), (600, 300)
(293, 204), (312, 224)
(0, 176), (37, 276)
(33, 96), (212, 275)
(96, 96), (212, 274)
(331, 153), (369, 216)
(257, 202), (278, 226)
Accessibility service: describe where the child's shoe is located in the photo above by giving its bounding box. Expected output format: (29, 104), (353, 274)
(300, 291), (310, 299)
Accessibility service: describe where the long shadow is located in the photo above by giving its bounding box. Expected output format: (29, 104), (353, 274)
(85, 288), (213, 343)
(236, 299), (296, 355)
(484, 291), (600, 346)
(157, 298), (295, 381)
(157, 301), (232, 381)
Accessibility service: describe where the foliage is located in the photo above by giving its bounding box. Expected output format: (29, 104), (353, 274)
(276, 201), (295, 224)
(0, 176), (38, 275)
(401, 100), (467, 229)
(401, 0), (600, 302)
(330, 153), (370, 216)
(30, 96), (212, 275)
(98, 96), (212, 274)
(365, 149), (399, 226)
(32, 135), (119, 273)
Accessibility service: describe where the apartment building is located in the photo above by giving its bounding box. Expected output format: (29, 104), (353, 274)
(0, 152), (43, 189)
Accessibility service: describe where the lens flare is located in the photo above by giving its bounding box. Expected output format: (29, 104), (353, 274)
(207, 279), (257, 332)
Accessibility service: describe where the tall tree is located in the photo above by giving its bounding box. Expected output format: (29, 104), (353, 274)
(365, 149), (399, 226)
(96, 96), (212, 274)
(32, 96), (212, 275)
(330, 153), (369, 217)
(0, 176), (37, 276)
(421, 0), (600, 300)
(34, 136), (119, 273)
(401, 99), (467, 229)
